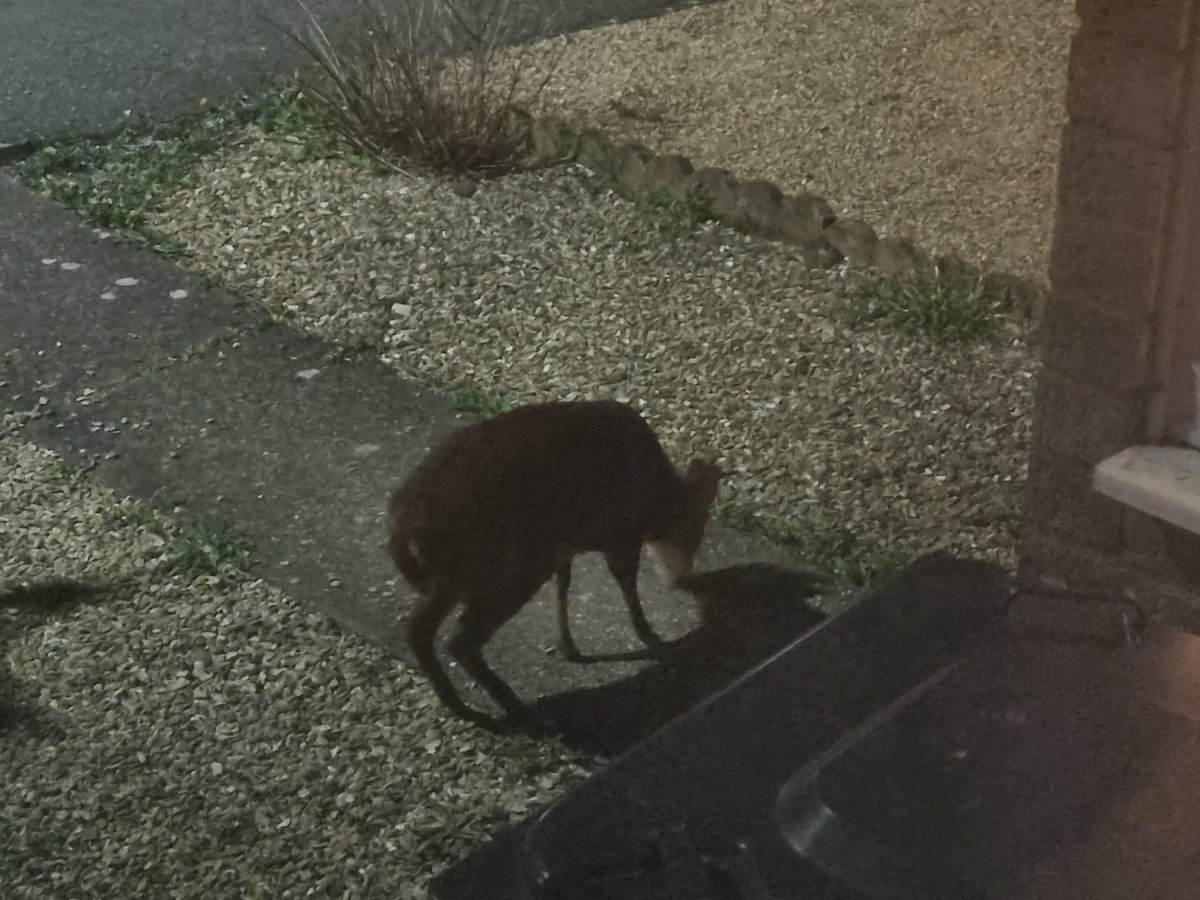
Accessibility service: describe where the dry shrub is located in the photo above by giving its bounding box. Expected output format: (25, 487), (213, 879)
(287, 0), (564, 176)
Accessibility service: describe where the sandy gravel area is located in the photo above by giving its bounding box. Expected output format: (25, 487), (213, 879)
(524, 0), (1074, 286)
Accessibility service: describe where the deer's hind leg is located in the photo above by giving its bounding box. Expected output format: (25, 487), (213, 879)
(407, 588), (475, 718)
(445, 579), (542, 720)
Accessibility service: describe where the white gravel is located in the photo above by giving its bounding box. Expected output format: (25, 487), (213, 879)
(523, 0), (1074, 286)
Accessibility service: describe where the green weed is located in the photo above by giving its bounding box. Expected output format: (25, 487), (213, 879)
(13, 85), (339, 249)
(115, 501), (253, 579)
(165, 520), (254, 578)
(643, 185), (715, 236)
(714, 502), (909, 589)
(857, 262), (1005, 344)
(447, 382), (516, 418)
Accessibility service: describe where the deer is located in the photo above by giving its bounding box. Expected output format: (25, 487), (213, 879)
(386, 399), (722, 724)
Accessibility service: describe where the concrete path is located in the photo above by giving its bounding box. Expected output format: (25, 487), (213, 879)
(0, 0), (825, 740)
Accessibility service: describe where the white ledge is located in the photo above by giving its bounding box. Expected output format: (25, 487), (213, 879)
(1094, 445), (1200, 535)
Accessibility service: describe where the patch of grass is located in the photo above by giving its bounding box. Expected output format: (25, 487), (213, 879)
(13, 84), (339, 249)
(166, 520), (254, 578)
(714, 502), (910, 589)
(285, 0), (564, 177)
(115, 501), (253, 579)
(486, 732), (568, 776)
(43, 456), (85, 485)
(113, 500), (162, 534)
(447, 382), (516, 418)
(643, 186), (715, 237)
(241, 84), (341, 163)
(857, 261), (1006, 344)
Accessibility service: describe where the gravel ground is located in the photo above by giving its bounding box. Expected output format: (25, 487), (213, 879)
(522, 0), (1074, 286)
(150, 136), (1035, 565)
(0, 409), (594, 898)
(2, 6), (1060, 893)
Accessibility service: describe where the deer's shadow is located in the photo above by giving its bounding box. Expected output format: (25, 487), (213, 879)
(525, 562), (831, 756)
(1, 579), (125, 734)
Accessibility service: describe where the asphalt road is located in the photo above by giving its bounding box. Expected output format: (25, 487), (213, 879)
(0, 0), (705, 145)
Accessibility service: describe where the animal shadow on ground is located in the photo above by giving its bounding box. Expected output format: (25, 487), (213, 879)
(526, 562), (830, 756)
(1, 579), (125, 734)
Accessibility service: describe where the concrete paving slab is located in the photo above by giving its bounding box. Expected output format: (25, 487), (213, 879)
(0, 174), (268, 402)
(22, 320), (453, 646)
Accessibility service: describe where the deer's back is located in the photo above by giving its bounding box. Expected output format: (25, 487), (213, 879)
(388, 401), (680, 590)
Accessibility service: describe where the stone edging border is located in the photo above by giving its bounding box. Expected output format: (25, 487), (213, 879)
(509, 110), (1046, 323)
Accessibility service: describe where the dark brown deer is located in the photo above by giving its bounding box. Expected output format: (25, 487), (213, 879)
(387, 399), (722, 722)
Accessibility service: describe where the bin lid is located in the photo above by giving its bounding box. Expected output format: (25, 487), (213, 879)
(780, 630), (1200, 900)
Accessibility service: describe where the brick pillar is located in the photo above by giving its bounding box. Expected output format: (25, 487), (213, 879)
(1019, 0), (1200, 623)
